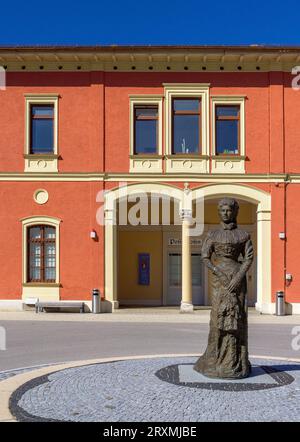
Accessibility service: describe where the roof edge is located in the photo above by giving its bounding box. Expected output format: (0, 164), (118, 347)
(1, 44), (300, 53)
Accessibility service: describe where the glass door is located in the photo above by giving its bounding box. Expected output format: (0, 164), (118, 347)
(167, 253), (203, 305)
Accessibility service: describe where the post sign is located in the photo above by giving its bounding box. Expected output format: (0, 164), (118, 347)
(168, 238), (202, 247)
(138, 253), (150, 285)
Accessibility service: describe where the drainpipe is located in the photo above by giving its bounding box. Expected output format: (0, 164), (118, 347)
(283, 174), (291, 293)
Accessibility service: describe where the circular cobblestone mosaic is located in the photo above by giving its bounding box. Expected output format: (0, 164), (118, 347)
(9, 357), (300, 422)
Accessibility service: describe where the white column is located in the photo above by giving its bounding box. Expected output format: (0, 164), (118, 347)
(255, 208), (272, 314)
(180, 209), (193, 313)
(104, 208), (119, 311)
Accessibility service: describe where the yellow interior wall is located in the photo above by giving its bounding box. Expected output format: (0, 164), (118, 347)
(203, 203), (255, 224)
(117, 200), (255, 306)
(120, 199), (254, 226)
(120, 199), (180, 225)
(118, 230), (163, 302)
(204, 202), (256, 305)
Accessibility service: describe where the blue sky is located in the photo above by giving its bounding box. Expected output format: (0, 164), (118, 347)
(0, 0), (299, 46)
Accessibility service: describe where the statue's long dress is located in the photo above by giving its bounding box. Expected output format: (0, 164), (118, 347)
(194, 223), (253, 379)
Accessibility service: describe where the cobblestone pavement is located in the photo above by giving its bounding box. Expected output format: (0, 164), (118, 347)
(9, 357), (300, 422)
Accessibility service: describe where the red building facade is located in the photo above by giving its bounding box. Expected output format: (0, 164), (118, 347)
(0, 45), (299, 314)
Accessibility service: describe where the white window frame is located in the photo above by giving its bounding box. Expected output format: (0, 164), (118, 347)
(129, 95), (163, 174)
(211, 95), (246, 174)
(164, 84), (210, 174)
(21, 216), (61, 301)
(24, 94), (59, 173)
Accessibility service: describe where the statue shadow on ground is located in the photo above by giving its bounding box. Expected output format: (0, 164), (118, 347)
(255, 364), (300, 376)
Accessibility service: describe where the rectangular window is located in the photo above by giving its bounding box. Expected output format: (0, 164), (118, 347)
(172, 98), (201, 154)
(30, 105), (54, 154)
(28, 225), (56, 282)
(168, 253), (201, 287)
(169, 253), (182, 287)
(134, 106), (158, 154)
(215, 105), (240, 155)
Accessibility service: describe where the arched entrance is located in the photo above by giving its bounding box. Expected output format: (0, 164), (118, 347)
(104, 183), (271, 313)
(104, 183), (182, 310)
(192, 184), (271, 313)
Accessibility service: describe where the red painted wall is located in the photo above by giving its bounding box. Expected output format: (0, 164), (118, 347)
(285, 184), (300, 303)
(0, 69), (299, 305)
(284, 72), (300, 173)
(0, 71), (296, 175)
(0, 181), (104, 300)
(104, 72), (272, 173)
(0, 72), (105, 173)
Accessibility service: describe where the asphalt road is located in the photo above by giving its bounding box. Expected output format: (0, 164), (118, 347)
(0, 321), (299, 371)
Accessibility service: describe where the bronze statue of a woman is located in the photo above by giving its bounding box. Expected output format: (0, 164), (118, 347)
(194, 198), (254, 379)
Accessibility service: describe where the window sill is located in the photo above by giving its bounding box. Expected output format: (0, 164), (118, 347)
(129, 154), (162, 158)
(165, 154), (209, 159)
(24, 154), (58, 173)
(24, 154), (59, 159)
(23, 283), (61, 287)
(211, 155), (246, 160)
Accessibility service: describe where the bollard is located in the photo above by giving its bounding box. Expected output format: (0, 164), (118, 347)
(92, 288), (101, 314)
(275, 291), (285, 316)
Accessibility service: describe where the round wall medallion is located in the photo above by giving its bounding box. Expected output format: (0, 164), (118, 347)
(142, 160), (151, 169)
(183, 160), (192, 169)
(34, 189), (49, 205)
(37, 160), (47, 169)
(224, 161), (233, 169)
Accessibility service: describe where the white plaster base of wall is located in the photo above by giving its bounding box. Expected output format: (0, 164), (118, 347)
(0, 299), (113, 313)
(0, 299), (299, 314)
(0, 300), (24, 311)
(255, 302), (300, 315)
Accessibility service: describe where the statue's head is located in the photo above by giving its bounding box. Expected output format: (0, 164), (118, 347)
(218, 198), (239, 224)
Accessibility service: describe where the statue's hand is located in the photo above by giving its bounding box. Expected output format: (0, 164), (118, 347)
(226, 276), (242, 294)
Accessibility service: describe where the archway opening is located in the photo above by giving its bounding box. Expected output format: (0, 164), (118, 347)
(116, 193), (257, 308)
(117, 193), (181, 307)
(105, 183), (271, 313)
(197, 197), (258, 307)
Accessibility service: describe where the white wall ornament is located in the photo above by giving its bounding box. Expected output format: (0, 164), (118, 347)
(33, 189), (49, 205)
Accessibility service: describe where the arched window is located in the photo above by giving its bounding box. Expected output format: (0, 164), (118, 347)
(27, 225), (56, 282)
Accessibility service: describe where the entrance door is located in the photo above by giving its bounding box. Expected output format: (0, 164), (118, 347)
(166, 252), (204, 305)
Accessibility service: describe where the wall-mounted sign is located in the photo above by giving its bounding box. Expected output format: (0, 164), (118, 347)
(168, 238), (181, 246)
(138, 253), (150, 285)
(168, 238), (202, 247)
